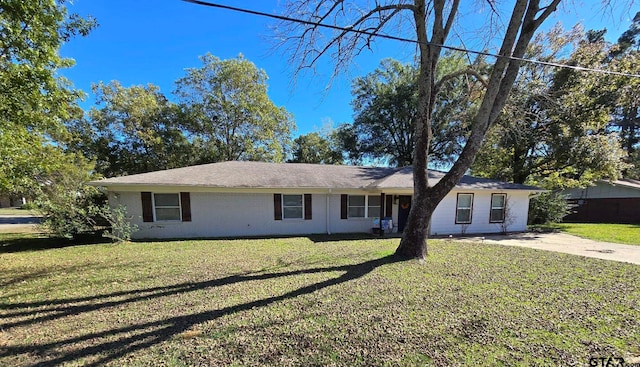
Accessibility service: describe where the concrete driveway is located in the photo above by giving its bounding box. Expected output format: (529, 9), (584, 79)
(467, 232), (640, 265)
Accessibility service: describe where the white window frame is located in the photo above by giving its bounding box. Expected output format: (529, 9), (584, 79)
(367, 195), (382, 218)
(153, 193), (182, 222)
(455, 193), (473, 224)
(282, 194), (304, 220)
(490, 193), (507, 223)
(348, 195), (381, 219)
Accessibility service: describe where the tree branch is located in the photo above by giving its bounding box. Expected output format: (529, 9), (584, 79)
(435, 68), (488, 93)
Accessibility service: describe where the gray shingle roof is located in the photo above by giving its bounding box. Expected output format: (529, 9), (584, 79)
(89, 161), (541, 191)
(610, 178), (640, 190)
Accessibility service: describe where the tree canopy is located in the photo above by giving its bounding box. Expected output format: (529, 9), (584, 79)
(471, 25), (630, 189)
(289, 132), (343, 164)
(0, 0), (96, 195)
(175, 53), (296, 163)
(68, 54), (297, 178)
(68, 81), (195, 177)
(341, 55), (484, 168)
(471, 15), (640, 187)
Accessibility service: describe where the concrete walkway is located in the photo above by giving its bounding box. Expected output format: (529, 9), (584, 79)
(464, 232), (640, 265)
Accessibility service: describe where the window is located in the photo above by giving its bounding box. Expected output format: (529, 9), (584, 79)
(345, 195), (381, 218)
(367, 195), (381, 218)
(456, 193), (473, 224)
(348, 195), (366, 218)
(490, 194), (506, 223)
(154, 193), (181, 221)
(283, 194), (303, 219)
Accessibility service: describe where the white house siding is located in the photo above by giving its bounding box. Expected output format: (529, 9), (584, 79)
(327, 193), (383, 234)
(428, 190), (529, 236)
(109, 189), (531, 239)
(111, 191), (330, 239)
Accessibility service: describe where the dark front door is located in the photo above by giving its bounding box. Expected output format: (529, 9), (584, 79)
(397, 195), (412, 232)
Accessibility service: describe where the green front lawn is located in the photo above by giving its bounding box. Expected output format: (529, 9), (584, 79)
(555, 223), (640, 245)
(0, 207), (36, 216)
(1, 233), (638, 366)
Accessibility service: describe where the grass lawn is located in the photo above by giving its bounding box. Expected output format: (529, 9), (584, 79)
(542, 223), (640, 245)
(0, 207), (36, 216)
(1, 233), (639, 366)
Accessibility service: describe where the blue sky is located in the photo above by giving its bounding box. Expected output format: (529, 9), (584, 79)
(60, 1), (635, 137)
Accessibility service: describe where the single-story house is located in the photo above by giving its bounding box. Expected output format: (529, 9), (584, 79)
(89, 161), (542, 239)
(563, 179), (640, 224)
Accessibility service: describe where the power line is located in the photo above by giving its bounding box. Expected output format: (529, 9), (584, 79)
(183, 0), (640, 78)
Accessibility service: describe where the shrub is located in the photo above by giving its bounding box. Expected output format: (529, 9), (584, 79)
(100, 205), (138, 242)
(528, 191), (570, 225)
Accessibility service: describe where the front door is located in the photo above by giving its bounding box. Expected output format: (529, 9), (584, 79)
(397, 195), (412, 232)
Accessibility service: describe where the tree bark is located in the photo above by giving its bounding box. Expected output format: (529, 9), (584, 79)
(395, 0), (451, 259)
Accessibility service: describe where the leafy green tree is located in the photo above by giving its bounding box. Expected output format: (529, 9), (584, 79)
(175, 53), (296, 163)
(69, 81), (195, 177)
(34, 154), (137, 242)
(472, 25), (628, 190)
(34, 156), (103, 239)
(289, 132), (343, 164)
(348, 59), (417, 167)
(607, 12), (640, 176)
(528, 192), (570, 224)
(0, 0), (96, 195)
(341, 56), (484, 167)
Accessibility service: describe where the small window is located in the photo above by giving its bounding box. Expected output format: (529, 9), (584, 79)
(490, 194), (506, 223)
(456, 193), (473, 224)
(154, 193), (181, 221)
(283, 194), (303, 219)
(348, 195), (366, 218)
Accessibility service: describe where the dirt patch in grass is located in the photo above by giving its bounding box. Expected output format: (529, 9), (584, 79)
(0, 234), (639, 366)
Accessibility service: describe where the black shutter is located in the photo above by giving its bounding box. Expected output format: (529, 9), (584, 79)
(380, 193), (385, 219)
(141, 192), (153, 222)
(341, 194), (348, 219)
(180, 192), (191, 222)
(385, 194), (393, 217)
(274, 194), (282, 220)
(304, 194), (312, 220)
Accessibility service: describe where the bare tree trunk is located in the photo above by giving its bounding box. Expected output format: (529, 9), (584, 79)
(395, 0), (454, 258)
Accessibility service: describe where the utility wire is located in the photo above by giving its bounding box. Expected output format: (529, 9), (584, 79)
(183, 0), (640, 78)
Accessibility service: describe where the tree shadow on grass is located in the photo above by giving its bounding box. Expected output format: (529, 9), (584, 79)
(0, 233), (111, 253)
(0, 254), (403, 366)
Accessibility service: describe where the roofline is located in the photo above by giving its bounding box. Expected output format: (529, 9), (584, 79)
(89, 181), (544, 192)
(609, 180), (640, 191)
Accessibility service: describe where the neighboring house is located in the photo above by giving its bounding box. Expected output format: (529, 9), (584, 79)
(563, 179), (640, 224)
(89, 161), (542, 239)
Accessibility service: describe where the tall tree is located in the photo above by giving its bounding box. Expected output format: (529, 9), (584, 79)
(175, 53), (296, 163)
(607, 11), (640, 176)
(472, 25), (628, 189)
(344, 55), (485, 167)
(289, 132), (343, 164)
(69, 81), (195, 177)
(0, 0), (96, 195)
(276, 0), (562, 259)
